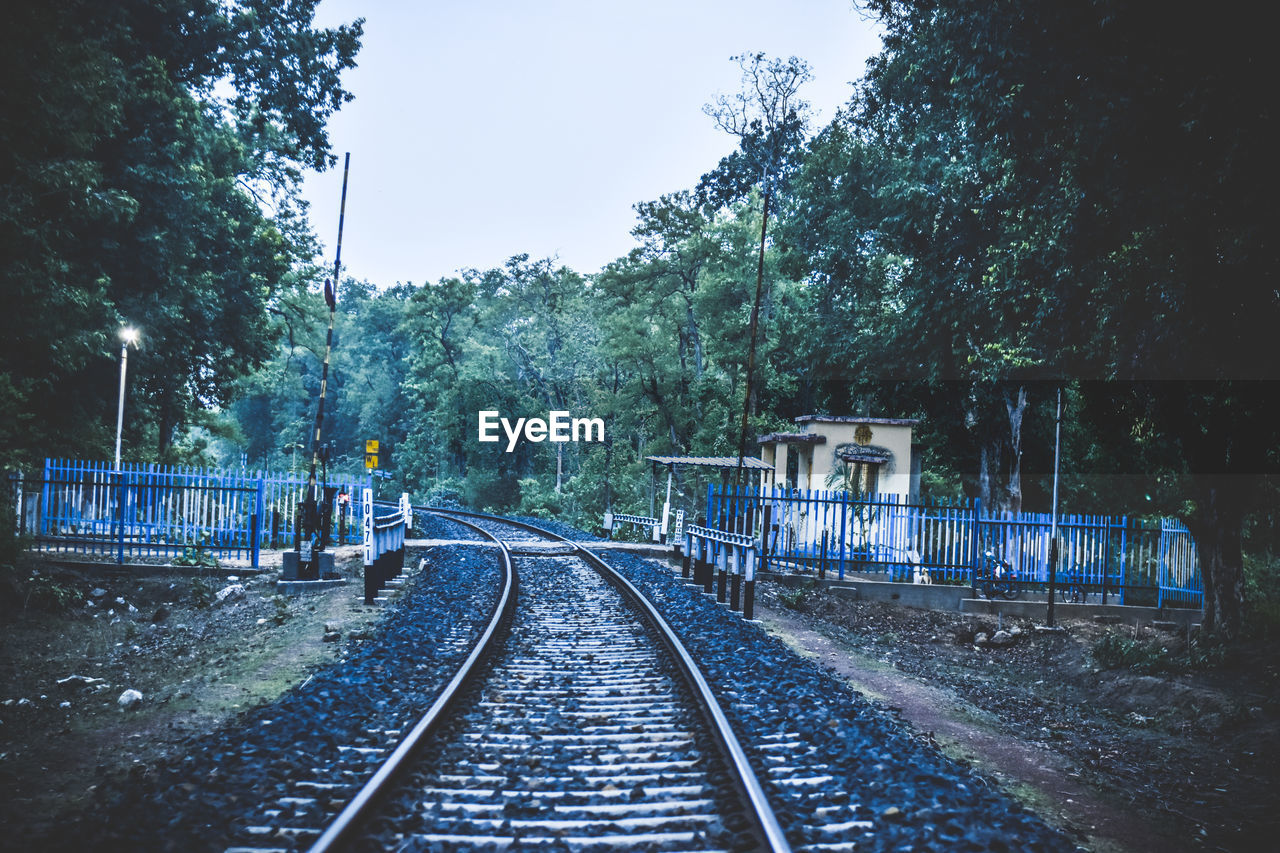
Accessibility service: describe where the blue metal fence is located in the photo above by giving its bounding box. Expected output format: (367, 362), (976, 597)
(1156, 518), (1201, 607)
(14, 459), (372, 565)
(708, 485), (1203, 608)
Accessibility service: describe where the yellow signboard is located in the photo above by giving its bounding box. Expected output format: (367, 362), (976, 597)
(365, 439), (379, 454)
(364, 453), (378, 469)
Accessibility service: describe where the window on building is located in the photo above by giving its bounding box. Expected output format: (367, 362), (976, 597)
(852, 461), (879, 495)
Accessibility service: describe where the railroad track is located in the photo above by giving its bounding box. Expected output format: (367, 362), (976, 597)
(214, 509), (931, 853)
(422, 513), (880, 853)
(224, 509), (789, 852)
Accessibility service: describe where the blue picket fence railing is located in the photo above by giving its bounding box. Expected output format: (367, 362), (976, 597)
(707, 485), (1203, 608)
(12, 459), (373, 566)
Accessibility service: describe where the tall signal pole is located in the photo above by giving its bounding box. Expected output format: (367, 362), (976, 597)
(299, 152), (350, 579)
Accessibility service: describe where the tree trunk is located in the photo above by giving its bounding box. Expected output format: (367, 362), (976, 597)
(157, 396), (178, 460)
(1191, 477), (1246, 642)
(686, 303), (703, 380)
(1004, 386), (1027, 516)
(555, 442), (563, 493)
(978, 444), (992, 508)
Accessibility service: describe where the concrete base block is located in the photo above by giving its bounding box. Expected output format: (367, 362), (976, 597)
(276, 577), (347, 595)
(765, 571), (1202, 627)
(281, 551), (335, 581)
(960, 597), (1201, 627)
(826, 579), (968, 611)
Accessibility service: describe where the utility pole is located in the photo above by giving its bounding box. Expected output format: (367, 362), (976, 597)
(1047, 385), (1063, 627)
(114, 327), (139, 469)
(705, 54), (811, 518)
(285, 441), (304, 474)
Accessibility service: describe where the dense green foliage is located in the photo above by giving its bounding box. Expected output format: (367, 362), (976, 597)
(0, 0), (361, 466)
(800, 0), (1279, 639)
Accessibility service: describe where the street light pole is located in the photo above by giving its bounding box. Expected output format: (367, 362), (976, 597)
(114, 327), (138, 470)
(1047, 384), (1063, 627)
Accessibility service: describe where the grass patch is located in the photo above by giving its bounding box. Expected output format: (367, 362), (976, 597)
(172, 547), (219, 569)
(778, 580), (818, 609)
(1090, 631), (1228, 674)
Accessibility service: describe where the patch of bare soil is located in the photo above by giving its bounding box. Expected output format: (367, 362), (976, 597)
(0, 546), (394, 845)
(751, 578), (1280, 853)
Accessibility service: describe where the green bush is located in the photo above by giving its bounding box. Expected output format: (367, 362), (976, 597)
(173, 547), (219, 569)
(778, 579), (817, 610)
(1244, 551), (1280, 639)
(189, 576), (216, 608)
(1091, 630), (1228, 673)
(1091, 633), (1163, 671)
(21, 570), (82, 612)
(271, 594), (290, 624)
(464, 469), (518, 513)
(517, 477), (563, 519)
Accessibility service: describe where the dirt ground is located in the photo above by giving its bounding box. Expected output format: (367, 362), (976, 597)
(0, 546), (395, 845)
(746, 575), (1280, 853)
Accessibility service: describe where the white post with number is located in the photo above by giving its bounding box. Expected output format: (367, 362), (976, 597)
(362, 488), (374, 567)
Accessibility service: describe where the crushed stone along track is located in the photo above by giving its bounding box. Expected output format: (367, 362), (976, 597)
(358, 554), (753, 851)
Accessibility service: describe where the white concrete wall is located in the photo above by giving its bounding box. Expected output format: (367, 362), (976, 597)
(801, 420), (914, 497)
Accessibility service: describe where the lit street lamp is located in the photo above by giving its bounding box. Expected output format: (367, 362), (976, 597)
(114, 327), (139, 469)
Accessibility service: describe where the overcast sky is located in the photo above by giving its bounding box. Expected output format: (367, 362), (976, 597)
(300, 0), (883, 287)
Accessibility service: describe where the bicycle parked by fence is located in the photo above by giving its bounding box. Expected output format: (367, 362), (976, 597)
(976, 549), (1020, 599)
(1060, 569), (1087, 603)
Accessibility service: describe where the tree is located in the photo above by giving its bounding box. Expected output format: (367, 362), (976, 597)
(398, 258), (602, 510)
(595, 193), (719, 453)
(778, 100), (1046, 515)
(0, 0), (362, 466)
(836, 0), (1280, 639)
(702, 53), (811, 482)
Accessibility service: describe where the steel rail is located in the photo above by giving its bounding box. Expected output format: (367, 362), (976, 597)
(426, 506), (793, 853)
(304, 514), (515, 853)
